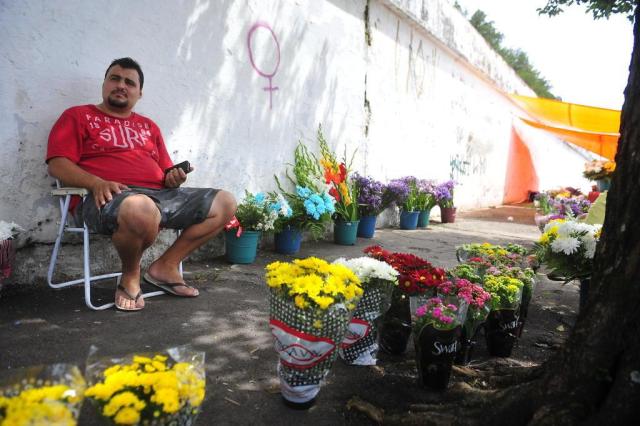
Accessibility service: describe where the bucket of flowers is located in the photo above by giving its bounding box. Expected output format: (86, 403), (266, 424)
(316, 126), (360, 245)
(332, 256), (399, 365)
(583, 159), (615, 191)
(437, 278), (491, 365)
(482, 275), (524, 357)
(265, 257), (363, 408)
(485, 264), (536, 337)
(385, 177), (420, 229)
(0, 221), (22, 294)
(533, 218), (601, 310)
(363, 245), (447, 355)
(456, 242), (537, 270)
(0, 363), (86, 425)
(352, 173), (387, 238)
(416, 179), (437, 228)
(412, 297), (468, 390)
(273, 140), (336, 254)
(435, 180), (457, 223)
(84, 345), (206, 425)
(224, 191), (289, 264)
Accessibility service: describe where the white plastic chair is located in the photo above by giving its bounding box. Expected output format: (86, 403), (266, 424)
(47, 181), (181, 310)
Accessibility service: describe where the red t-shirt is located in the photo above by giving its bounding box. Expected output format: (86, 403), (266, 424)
(47, 105), (173, 188)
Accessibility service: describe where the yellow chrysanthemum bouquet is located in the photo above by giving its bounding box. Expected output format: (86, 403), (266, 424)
(266, 257), (363, 408)
(0, 364), (86, 425)
(482, 274), (524, 357)
(84, 346), (205, 425)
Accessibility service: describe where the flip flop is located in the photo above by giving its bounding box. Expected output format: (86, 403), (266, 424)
(115, 284), (144, 311)
(143, 272), (199, 297)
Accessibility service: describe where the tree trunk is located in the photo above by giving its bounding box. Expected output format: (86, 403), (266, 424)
(485, 5), (640, 424)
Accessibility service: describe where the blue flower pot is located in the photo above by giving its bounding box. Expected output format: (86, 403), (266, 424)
(596, 179), (610, 192)
(399, 211), (419, 230)
(334, 220), (360, 245)
(357, 215), (377, 238)
(417, 210), (431, 228)
(274, 226), (302, 254)
(224, 230), (261, 264)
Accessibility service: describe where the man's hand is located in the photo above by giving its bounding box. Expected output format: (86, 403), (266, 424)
(90, 179), (129, 208)
(164, 165), (193, 188)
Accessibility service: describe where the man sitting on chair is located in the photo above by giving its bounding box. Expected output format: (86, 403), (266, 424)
(46, 57), (236, 311)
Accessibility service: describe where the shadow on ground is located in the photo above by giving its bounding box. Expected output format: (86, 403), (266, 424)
(0, 207), (578, 425)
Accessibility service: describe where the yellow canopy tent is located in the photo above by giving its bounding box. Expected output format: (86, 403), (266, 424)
(510, 94), (620, 160)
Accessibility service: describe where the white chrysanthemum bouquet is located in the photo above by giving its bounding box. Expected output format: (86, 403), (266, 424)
(534, 219), (602, 281)
(332, 257), (399, 285)
(332, 257), (399, 365)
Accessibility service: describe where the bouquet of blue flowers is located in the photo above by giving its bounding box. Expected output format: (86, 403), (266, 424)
(275, 142), (336, 239)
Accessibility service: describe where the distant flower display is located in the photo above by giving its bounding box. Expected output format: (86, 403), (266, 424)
(434, 180), (456, 208)
(583, 159), (615, 181)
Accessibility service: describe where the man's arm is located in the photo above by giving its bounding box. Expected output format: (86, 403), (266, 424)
(48, 157), (129, 208)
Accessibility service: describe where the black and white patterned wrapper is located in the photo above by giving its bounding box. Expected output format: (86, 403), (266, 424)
(339, 280), (394, 365)
(269, 291), (352, 403)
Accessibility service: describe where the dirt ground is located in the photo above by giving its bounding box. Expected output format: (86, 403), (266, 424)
(0, 206), (579, 425)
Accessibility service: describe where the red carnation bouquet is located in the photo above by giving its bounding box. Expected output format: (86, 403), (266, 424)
(364, 246), (446, 296)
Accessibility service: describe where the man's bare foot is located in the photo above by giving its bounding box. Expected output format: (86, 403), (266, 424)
(115, 275), (145, 310)
(146, 261), (199, 297)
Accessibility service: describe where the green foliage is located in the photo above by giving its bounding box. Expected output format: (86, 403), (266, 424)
(538, 0), (636, 21)
(290, 142), (322, 192)
(469, 10), (557, 99)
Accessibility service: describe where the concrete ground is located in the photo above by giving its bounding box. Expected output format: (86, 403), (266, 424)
(0, 206), (579, 425)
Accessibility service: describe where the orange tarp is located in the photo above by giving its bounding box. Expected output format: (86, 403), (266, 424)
(510, 94), (620, 159)
(503, 127), (539, 204)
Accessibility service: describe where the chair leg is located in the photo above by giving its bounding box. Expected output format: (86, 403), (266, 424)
(47, 196), (71, 288)
(82, 224), (115, 311)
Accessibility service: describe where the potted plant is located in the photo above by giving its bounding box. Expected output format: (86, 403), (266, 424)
(224, 192), (286, 264)
(85, 346), (205, 425)
(0, 221), (21, 293)
(583, 159), (615, 191)
(385, 177), (420, 230)
(0, 363), (86, 424)
(316, 127), (360, 245)
(412, 297), (467, 390)
(437, 278), (491, 365)
(533, 218), (601, 310)
(332, 256), (399, 365)
(352, 173), (387, 238)
(265, 257), (363, 408)
(416, 179), (437, 228)
(363, 245), (447, 355)
(273, 140), (336, 254)
(483, 274), (524, 357)
(485, 264), (536, 337)
(435, 180), (457, 223)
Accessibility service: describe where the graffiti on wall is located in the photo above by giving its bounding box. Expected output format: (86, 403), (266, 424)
(449, 132), (488, 180)
(247, 22), (280, 109)
(393, 22), (426, 97)
(406, 33), (425, 97)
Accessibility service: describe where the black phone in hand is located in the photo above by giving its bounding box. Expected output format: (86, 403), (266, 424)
(164, 161), (191, 176)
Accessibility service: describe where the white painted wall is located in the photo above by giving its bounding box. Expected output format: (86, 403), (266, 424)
(0, 0), (587, 257)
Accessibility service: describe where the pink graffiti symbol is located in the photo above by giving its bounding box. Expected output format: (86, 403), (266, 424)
(247, 22), (280, 109)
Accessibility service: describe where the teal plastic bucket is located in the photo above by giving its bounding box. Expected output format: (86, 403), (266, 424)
(225, 230), (260, 264)
(334, 220), (360, 245)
